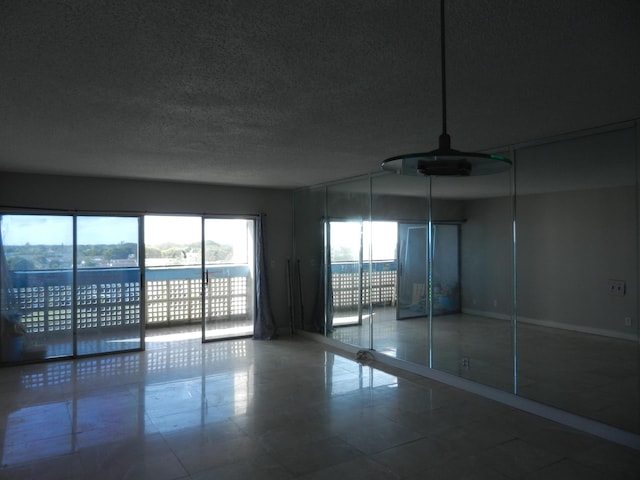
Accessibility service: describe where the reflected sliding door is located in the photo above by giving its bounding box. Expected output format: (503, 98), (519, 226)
(396, 223), (461, 320)
(329, 220), (363, 327)
(397, 223), (428, 319)
(432, 224), (460, 316)
(203, 218), (255, 341)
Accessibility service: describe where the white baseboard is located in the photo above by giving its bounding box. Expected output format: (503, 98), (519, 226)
(461, 308), (638, 342)
(461, 308), (512, 322)
(517, 315), (638, 342)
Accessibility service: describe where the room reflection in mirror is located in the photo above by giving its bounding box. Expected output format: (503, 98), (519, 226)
(292, 123), (639, 436)
(370, 175), (430, 365)
(325, 177), (372, 350)
(515, 127), (639, 432)
(431, 167), (514, 392)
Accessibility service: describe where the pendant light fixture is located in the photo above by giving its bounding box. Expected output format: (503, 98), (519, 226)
(381, 0), (511, 177)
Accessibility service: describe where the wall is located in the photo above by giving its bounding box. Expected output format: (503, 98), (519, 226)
(517, 185), (637, 338)
(456, 126), (639, 340)
(292, 186), (325, 332)
(0, 172), (294, 335)
(458, 182), (638, 340)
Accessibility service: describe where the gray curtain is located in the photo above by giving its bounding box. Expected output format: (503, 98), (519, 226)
(253, 214), (277, 339)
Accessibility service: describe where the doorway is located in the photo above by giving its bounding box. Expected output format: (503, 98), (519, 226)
(143, 215), (256, 342)
(1, 214), (143, 362)
(328, 220), (398, 328)
(203, 217), (255, 340)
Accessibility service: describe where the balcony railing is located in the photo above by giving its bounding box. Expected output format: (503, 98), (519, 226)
(331, 261), (397, 310)
(4, 261), (396, 335)
(6, 265), (251, 335)
(146, 266), (251, 326)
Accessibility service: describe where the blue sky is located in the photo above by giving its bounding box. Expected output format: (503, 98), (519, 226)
(2, 215), (138, 246)
(2, 215), (250, 248)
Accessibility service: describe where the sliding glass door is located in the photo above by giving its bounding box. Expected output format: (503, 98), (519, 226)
(1, 213), (259, 363)
(203, 218), (255, 341)
(144, 215), (203, 330)
(0, 214), (142, 363)
(1, 215), (73, 361)
(76, 216), (142, 355)
(144, 215), (256, 342)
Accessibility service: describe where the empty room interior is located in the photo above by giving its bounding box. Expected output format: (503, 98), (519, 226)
(1, 1), (640, 479)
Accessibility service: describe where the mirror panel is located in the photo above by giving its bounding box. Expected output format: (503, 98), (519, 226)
(326, 177), (371, 349)
(370, 174), (430, 364)
(291, 123), (639, 435)
(516, 127), (639, 432)
(430, 168), (515, 392)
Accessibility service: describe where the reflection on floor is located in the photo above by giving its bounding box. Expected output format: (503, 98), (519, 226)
(329, 308), (640, 434)
(148, 321), (254, 342)
(0, 334), (639, 479)
(19, 328), (143, 360)
(17, 321), (254, 361)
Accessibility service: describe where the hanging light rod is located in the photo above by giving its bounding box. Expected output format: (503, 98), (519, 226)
(381, 0), (511, 177)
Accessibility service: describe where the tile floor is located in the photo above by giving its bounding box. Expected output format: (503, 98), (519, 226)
(0, 334), (639, 479)
(329, 308), (640, 433)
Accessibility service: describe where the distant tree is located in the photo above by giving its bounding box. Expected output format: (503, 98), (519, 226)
(145, 246), (162, 258)
(34, 255), (49, 268)
(8, 257), (35, 271)
(161, 247), (187, 259)
(331, 246), (356, 262)
(80, 245), (103, 257)
(205, 241), (233, 262)
(104, 244), (136, 260)
(49, 259), (63, 269)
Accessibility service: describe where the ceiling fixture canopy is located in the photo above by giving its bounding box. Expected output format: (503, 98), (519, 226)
(381, 0), (511, 177)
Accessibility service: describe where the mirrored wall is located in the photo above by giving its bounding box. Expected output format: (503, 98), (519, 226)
(293, 122), (640, 434)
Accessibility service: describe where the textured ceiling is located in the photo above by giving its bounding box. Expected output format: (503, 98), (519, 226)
(1, 1), (639, 189)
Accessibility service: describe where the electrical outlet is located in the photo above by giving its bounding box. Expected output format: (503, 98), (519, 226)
(625, 317), (632, 327)
(608, 279), (626, 297)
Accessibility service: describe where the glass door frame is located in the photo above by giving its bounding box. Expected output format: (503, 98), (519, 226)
(1, 211), (145, 365)
(75, 214), (145, 357)
(201, 215), (257, 343)
(396, 222), (429, 320)
(327, 218), (365, 329)
(395, 221), (462, 321)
